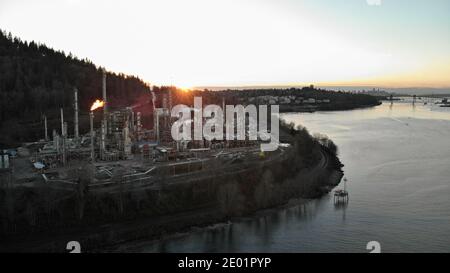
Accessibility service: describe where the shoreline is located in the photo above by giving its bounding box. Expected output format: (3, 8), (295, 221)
(102, 149), (343, 253)
(105, 196), (312, 252)
(98, 150), (343, 253)
(278, 101), (382, 113)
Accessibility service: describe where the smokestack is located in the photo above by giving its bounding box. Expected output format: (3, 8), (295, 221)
(131, 111), (135, 132)
(168, 88), (173, 129)
(102, 69), (107, 113)
(62, 122), (67, 166)
(100, 119), (106, 159)
(154, 110), (160, 143)
(137, 112), (142, 141)
(60, 108), (64, 135)
(53, 129), (59, 153)
(102, 69), (108, 136)
(74, 88), (79, 139)
(123, 121), (131, 158)
(63, 122), (67, 136)
(44, 115), (48, 141)
(151, 90), (156, 111)
(90, 112), (95, 161)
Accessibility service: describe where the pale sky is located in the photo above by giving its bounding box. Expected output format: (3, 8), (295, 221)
(1, 0), (449, 88)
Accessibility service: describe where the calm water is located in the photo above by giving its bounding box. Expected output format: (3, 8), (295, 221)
(117, 100), (450, 253)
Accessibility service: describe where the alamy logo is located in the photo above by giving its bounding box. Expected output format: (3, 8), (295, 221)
(171, 97), (280, 152)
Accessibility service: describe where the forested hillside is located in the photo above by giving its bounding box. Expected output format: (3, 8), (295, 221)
(0, 30), (151, 147)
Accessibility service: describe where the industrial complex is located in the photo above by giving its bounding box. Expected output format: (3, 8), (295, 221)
(0, 71), (281, 192)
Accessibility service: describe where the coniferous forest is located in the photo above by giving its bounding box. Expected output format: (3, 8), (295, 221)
(0, 30), (151, 148)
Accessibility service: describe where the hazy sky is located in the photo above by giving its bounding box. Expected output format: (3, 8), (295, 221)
(1, 0), (449, 88)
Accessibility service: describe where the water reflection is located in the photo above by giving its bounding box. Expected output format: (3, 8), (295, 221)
(334, 201), (348, 221)
(120, 196), (335, 253)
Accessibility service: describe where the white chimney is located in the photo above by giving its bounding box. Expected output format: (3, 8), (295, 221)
(60, 108), (64, 135)
(90, 112), (95, 161)
(44, 115), (48, 141)
(74, 88), (79, 139)
(102, 69), (108, 129)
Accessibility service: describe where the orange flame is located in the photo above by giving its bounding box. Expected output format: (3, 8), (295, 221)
(90, 99), (105, 111)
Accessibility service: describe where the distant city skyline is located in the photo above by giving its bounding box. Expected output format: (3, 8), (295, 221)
(1, 0), (449, 89)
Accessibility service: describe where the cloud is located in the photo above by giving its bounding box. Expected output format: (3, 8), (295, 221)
(366, 0), (382, 6)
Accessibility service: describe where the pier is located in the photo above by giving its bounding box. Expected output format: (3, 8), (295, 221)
(334, 178), (349, 204)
